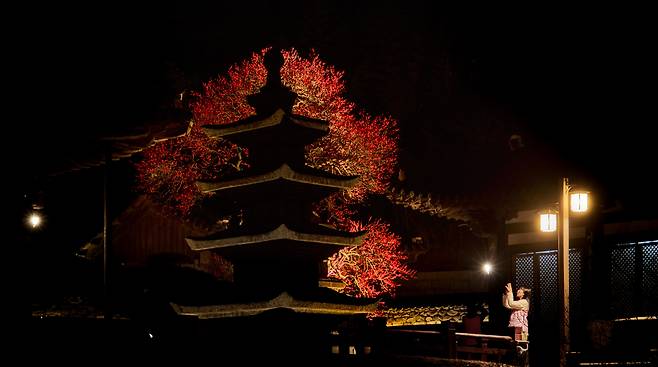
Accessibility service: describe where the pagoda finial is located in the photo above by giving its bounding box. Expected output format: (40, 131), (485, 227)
(264, 46), (284, 85)
(247, 47), (297, 116)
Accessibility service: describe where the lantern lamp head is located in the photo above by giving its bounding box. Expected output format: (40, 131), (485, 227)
(539, 210), (557, 232)
(570, 191), (589, 213)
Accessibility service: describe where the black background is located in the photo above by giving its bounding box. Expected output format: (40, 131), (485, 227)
(15, 3), (657, 246)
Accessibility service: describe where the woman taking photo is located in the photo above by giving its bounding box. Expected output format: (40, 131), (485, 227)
(502, 282), (531, 341)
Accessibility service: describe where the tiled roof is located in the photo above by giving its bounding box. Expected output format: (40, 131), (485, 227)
(382, 304), (489, 327)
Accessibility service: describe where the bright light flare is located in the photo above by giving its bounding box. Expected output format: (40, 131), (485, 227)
(570, 192), (589, 213)
(482, 262), (493, 275)
(540, 212), (557, 232)
(28, 212), (42, 229)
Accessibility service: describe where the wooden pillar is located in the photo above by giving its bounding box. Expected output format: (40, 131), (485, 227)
(447, 323), (456, 359)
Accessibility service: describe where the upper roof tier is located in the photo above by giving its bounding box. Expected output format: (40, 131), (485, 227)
(202, 108), (328, 142)
(202, 109), (329, 170)
(200, 48), (331, 170)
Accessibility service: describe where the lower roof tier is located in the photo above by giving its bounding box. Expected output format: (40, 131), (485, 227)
(170, 291), (377, 319)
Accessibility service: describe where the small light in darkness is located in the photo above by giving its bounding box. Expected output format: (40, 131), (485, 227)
(28, 212), (42, 229)
(482, 263), (493, 275)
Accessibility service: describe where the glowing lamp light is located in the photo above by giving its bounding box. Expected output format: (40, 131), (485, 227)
(540, 212), (557, 232)
(28, 212), (42, 229)
(482, 263), (493, 275)
(570, 191), (589, 213)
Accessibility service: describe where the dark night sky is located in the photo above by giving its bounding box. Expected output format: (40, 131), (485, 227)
(15, 3), (658, 245)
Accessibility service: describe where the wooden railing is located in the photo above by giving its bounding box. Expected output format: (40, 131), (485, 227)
(378, 326), (529, 366)
(455, 332), (516, 362)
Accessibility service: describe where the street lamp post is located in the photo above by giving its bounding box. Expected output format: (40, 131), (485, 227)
(558, 178), (570, 367)
(103, 146), (112, 320)
(539, 178), (589, 367)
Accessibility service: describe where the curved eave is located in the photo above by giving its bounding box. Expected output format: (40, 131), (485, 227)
(185, 224), (365, 251)
(196, 163), (359, 193)
(288, 114), (329, 131)
(201, 109), (328, 138)
(170, 292), (377, 319)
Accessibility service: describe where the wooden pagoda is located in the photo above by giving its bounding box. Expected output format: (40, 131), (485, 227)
(168, 48), (379, 359)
